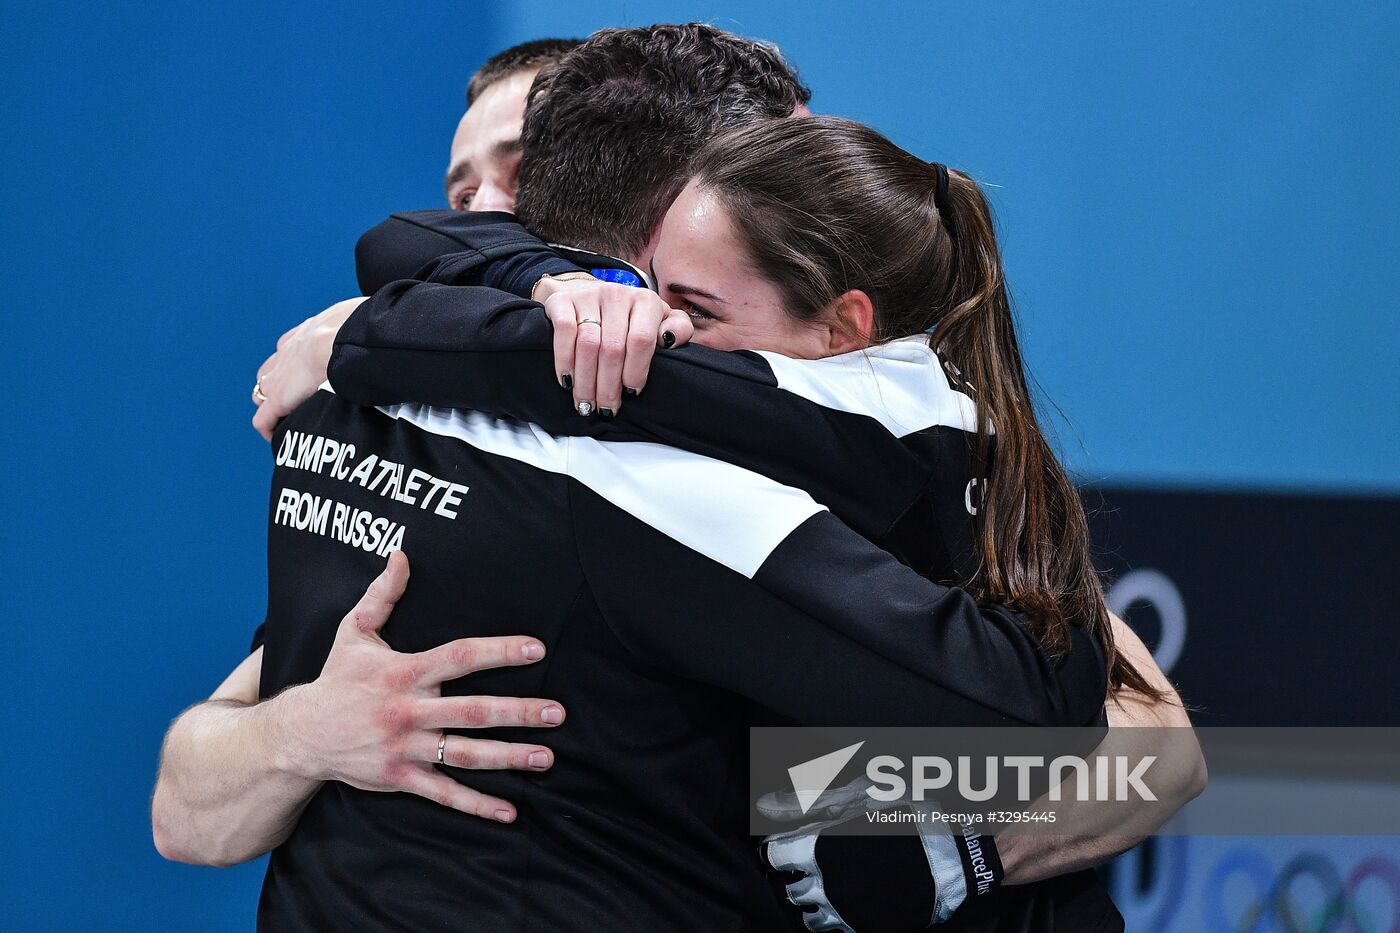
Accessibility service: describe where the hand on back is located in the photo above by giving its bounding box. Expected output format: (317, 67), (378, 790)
(284, 551), (564, 823)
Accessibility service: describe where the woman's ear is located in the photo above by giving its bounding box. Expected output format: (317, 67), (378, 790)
(824, 289), (874, 355)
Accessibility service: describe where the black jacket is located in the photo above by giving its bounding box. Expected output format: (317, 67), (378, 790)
(254, 210), (1120, 932)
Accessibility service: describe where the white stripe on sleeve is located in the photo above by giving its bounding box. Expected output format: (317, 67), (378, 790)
(753, 336), (984, 438)
(372, 400), (826, 579)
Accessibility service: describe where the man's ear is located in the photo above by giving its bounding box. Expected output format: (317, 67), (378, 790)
(635, 224), (664, 273)
(824, 289), (874, 355)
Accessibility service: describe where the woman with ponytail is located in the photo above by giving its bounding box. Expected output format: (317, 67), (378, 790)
(664, 115), (1157, 698)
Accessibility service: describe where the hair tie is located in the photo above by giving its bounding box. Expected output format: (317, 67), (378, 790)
(931, 162), (951, 217)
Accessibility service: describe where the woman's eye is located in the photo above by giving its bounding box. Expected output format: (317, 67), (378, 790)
(684, 302), (714, 321)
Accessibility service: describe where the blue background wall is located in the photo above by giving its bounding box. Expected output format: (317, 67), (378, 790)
(2, 2), (1395, 929)
(1, 3), (499, 928)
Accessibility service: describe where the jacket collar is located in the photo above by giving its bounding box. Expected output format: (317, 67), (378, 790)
(548, 244), (654, 291)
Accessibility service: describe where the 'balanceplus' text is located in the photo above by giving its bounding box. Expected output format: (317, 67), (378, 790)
(272, 429), (471, 556)
(274, 429), (469, 518)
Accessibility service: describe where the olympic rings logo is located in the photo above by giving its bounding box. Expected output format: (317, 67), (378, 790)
(1106, 568), (1186, 675)
(1204, 849), (1400, 931)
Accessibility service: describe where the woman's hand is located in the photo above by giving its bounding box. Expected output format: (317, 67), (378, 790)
(252, 297), (366, 441)
(535, 276), (693, 417)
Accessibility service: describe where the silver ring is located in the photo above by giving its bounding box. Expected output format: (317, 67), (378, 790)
(577, 317), (602, 327)
(436, 731), (447, 765)
(252, 372), (269, 405)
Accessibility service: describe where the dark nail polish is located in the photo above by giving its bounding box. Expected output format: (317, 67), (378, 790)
(599, 407), (615, 420)
(623, 387), (639, 399)
(661, 331), (676, 349)
(561, 374), (573, 390)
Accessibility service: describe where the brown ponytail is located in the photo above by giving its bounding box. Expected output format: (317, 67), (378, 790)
(931, 170), (1160, 698)
(690, 115), (1162, 699)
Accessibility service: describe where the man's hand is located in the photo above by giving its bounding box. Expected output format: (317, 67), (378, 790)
(275, 551), (564, 823)
(152, 552), (565, 866)
(251, 297), (365, 441)
(535, 276), (693, 418)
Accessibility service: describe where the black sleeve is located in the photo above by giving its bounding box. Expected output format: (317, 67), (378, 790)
(341, 209), (930, 538)
(354, 210), (583, 297)
(330, 284), (925, 542)
(573, 489), (1106, 931)
(572, 491), (1107, 729)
